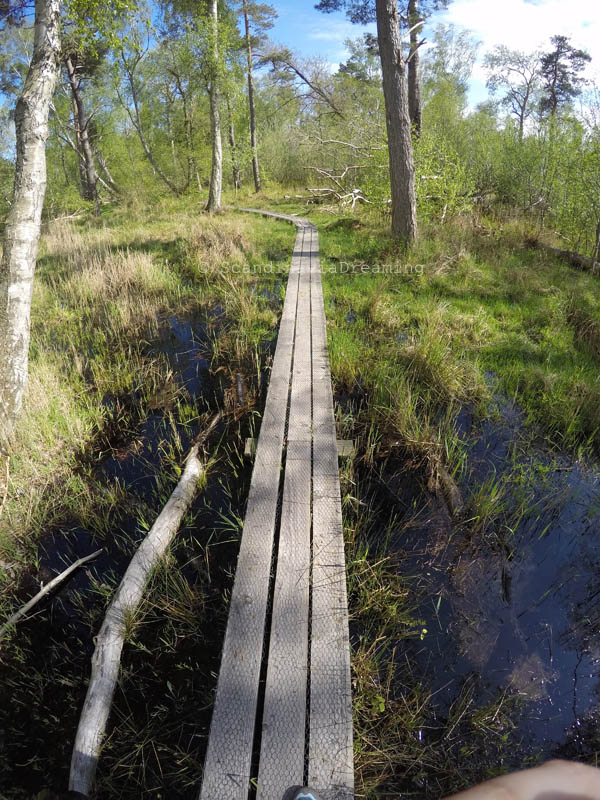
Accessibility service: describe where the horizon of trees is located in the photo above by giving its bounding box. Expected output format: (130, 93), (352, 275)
(0, 0), (598, 438)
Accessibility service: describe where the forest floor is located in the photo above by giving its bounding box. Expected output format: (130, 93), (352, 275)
(0, 192), (599, 798)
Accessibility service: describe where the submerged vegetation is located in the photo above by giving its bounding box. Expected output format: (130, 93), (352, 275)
(0, 190), (599, 796)
(1, 0), (600, 795)
(0, 200), (294, 796)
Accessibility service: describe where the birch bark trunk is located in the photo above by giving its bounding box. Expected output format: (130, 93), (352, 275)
(70, 413), (220, 796)
(206, 0), (223, 213)
(0, 0), (62, 442)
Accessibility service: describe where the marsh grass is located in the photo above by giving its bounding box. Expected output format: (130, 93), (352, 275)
(3, 189), (599, 797)
(0, 201), (291, 600)
(0, 199), (291, 797)
(339, 413), (531, 798)
(291, 199), (600, 795)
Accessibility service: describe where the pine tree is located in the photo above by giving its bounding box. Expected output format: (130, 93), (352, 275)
(540, 35), (591, 116)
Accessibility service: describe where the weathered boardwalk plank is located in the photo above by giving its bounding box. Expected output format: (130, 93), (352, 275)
(256, 234), (312, 800)
(199, 225), (303, 800)
(199, 209), (353, 800)
(308, 228), (354, 800)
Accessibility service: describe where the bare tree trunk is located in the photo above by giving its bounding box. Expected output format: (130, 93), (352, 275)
(206, 0), (222, 213)
(94, 148), (120, 194)
(518, 109), (525, 142)
(120, 53), (184, 196)
(243, 0), (261, 192)
(375, 0), (417, 243)
(407, 0), (422, 136)
(594, 217), (600, 262)
(65, 54), (100, 213)
(60, 143), (70, 185)
(70, 414), (220, 797)
(71, 100), (90, 199)
(0, 0), (62, 443)
(226, 96), (241, 192)
(166, 102), (178, 171)
(173, 75), (198, 192)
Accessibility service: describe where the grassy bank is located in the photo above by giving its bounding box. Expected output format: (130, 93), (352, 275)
(1, 192), (599, 797)
(233, 193), (600, 795)
(0, 197), (292, 609)
(318, 206), (600, 795)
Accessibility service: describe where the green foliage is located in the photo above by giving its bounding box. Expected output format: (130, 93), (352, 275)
(539, 34), (591, 116)
(414, 126), (474, 220)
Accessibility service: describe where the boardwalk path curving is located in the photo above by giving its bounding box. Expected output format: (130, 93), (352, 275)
(199, 209), (353, 800)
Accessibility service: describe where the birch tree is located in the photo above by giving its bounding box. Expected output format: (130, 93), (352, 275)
(0, 0), (131, 442)
(205, 0), (222, 212)
(0, 0), (62, 442)
(484, 46), (541, 140)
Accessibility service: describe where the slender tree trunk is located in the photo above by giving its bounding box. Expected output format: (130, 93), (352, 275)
(121, 55), (183, 196)
(518, 109), (525, 141)
(594, 217), (600, 262)
(71, 100), (89, 199)
(206, 0), (222, 213)
(0, 0), (62, 442)
(375, 0), (417, 243)
(65, 55), (100, 213)
(174, 75), (197, 192)
(518, 83), (531, 141)
(226, 96), (241, 191)
(407, 0), (422, 136)
(60, 144), (70, 185)
(166, 105), (178, 171)
(243, 0), (261, 192)
(94, 148), (120, 194)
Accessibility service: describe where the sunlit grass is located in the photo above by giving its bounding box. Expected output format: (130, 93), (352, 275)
(0, 201), (291, 595)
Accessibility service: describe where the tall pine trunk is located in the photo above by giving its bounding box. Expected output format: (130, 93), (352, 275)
(243, 0), (261, 193)
(206, 0), (223, 213)
(65, 54), (100, 213)
(0, 0), (62, 442)
(407, 0), (422, 136)
(375, 0), (417, 243)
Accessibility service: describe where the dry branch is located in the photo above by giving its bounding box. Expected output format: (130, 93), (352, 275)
(69, 413), (221, 797)
(0, 549), (103, 640)
(260, 49), (345, 119)
(526, 239), (600, 275)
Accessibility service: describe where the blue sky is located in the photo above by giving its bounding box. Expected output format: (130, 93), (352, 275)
(267, 0), (599, 108)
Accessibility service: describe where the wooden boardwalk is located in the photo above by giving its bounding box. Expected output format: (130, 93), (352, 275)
(199, 210), (353, 800)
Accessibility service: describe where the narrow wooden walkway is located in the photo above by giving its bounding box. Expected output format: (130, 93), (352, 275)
(199, 210), (353, 800)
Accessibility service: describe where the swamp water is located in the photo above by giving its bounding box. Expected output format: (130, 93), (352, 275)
(0, 312), (275, 798)
(359, 395), (600, 794)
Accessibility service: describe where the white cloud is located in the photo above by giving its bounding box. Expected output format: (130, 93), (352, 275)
(432, 0), (598, 108)
(439, 0), (598, 68)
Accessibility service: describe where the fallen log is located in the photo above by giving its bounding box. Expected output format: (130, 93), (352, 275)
(526, 238), (600, 276)
(69, 413), (221, 797)
(0, 549), (103, 640)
